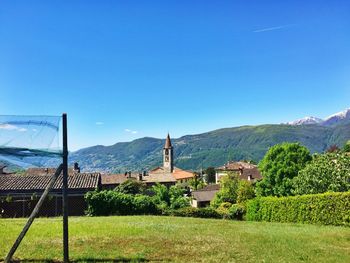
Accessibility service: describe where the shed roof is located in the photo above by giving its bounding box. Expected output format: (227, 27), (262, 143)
(192, 190), (218, 202)
(191, 184), (220, 202)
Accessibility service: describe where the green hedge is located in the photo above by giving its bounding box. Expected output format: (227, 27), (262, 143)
(246, 192), (350, 226)
(85, 190), (159, 216)
(168, 207), (222, 219)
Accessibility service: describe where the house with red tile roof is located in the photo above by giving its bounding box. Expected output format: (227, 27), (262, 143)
(215, 161), (262, 184)
(148, 134), (194, 184)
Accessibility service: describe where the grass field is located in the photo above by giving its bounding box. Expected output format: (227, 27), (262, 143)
(0, 216), (349, 263)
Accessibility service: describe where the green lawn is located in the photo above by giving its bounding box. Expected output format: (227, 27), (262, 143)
(0, 216), (349, 263)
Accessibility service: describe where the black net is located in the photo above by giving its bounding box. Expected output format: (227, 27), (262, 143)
(0, 115), (62, 170)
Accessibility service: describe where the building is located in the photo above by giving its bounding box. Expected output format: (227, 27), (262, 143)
(215, 161), (262, 184)
(148, 134), (194, 183)
(101, 173), (134, 190)
(191, 184), (220, 208)
(0, 168), (100, 217)
(100, 134), (194, 189)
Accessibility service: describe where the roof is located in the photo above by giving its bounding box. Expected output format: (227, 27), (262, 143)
(172, 167), (194, 180)
(192, 189), (219, 202)
(144, 172), (177, 183)
(0, 173), (100, 193)
(164, 133), (172, 148)
(25, 167), (76, 176)
(199, 184), (220, 191)
(148, 166), (192, 181)
(241, 167), (262, 180)
(216, 161), (256, 171)
(101, 174), (138, 185)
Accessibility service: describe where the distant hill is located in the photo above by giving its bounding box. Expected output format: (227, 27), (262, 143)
(70, 117), (350, 173)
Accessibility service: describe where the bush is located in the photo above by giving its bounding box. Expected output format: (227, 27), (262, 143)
(115, 180), (146, 195)
(211, 172), (239, 208)
(228, 204), (246, 220)
(237, 180), (255, 204)
(170, 207), (221, 219)
(133, 194), (158, 215)
(293, 153), (350, 195)
(216, 202), (232, 219)
(85, 190), (159, 216)
(170, 196), (190, 210)
(246, 192), (350, 226)
(152, 183), (190, 209)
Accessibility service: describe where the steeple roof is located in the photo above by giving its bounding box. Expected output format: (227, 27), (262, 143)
(164, 133), (172, 148)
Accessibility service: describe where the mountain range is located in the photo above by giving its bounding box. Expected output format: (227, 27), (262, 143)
(69, 108), (350, 173)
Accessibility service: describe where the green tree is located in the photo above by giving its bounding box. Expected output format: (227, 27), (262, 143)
(211, 172), (240, 208)
(152, 183), (170, 207)
(237, 180), (255, 204)
(256, 142), (312, 197)
(188, 172), (205, 190)
(152, 183), (189, 209)
(293, 152), (350, 195)
(204, 167), (216, 183)
(343, 140), (350, 153)
(115, 180), (146, 195)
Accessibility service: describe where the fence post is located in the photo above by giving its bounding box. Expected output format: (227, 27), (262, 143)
(62, 113), (69, 263)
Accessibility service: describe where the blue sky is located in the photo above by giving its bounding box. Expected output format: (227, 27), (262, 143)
(1, 0), (349, 150)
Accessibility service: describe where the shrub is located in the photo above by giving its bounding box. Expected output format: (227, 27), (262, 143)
(215, 202), (232, 219)
(85, 190), (159, 216)
(237, 180), (255, 204)
(170, 207), (221, 219)
(133, 194), (159, 215)
(246, 192), (350, 226)
(115, 179), (146, 195)
(152, 183), (190, 209)
(170, 196), (190, 210)
(228, 204), (246, 220)
(211, 172), (239, 208)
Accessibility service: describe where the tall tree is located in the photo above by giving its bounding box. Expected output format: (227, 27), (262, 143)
(256, 142), (312, 197)
(204, 167), (216, 183)
(293, 152), (350, 195)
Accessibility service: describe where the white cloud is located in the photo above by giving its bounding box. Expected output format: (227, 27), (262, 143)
(124, 128), (138, 134)
(0, 123), (27, 132)
(253, 24), (295, 33)
(0, 123), (18, 130)
(95, 122), (104, 125)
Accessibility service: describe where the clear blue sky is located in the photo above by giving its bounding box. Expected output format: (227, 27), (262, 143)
(1, 0), (349, 150)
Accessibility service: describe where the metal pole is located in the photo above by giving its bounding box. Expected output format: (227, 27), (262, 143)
(62, 113), (69, 262)
(5, 164), (63, 263)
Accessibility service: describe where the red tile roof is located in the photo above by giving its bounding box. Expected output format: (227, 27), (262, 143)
(172, 167), (194, 180)
(216, 161), (256, 171)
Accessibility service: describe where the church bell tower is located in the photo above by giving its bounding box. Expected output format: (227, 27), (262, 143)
(163, 133), (174, 173)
